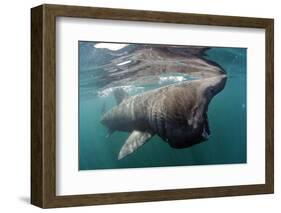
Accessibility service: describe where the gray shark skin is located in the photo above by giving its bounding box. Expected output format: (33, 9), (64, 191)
(100, 74), (227, 160)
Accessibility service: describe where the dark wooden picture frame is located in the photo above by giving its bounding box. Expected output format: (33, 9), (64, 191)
(31, 4), (274, 208)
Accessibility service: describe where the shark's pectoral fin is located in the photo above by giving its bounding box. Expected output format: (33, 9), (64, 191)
(118, 130), (153, 160)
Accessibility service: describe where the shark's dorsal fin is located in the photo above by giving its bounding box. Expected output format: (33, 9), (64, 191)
(118, 130), (153, 160)
(113, 88), (129, 105)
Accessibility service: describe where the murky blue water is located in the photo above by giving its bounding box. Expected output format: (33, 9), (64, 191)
(79, 42), (246, 170)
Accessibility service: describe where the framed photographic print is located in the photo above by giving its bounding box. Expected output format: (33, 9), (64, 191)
(31, 4), (274, 208)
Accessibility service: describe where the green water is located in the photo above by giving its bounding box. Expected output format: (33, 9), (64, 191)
(79, 44), (247, 170)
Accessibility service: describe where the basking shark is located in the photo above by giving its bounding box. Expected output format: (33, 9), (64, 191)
(100, 74), (227, 160)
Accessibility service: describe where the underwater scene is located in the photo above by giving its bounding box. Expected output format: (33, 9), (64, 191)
(79, 41), (247, 170)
